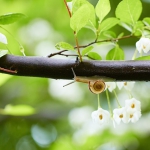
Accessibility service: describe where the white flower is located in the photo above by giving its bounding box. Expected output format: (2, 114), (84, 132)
(116, 82), (135, 91)
(125, 98), (141, 111)
(106, 82), (116, 92)
(136, 37), (150, 53)
(0, 33), (7, 44)
(91, 108), (110, 125)
(113, 107), (129, 124)
(126, 109), (141, 123)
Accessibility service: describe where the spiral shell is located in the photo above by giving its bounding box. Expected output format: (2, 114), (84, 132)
(89, 80), (106, 94)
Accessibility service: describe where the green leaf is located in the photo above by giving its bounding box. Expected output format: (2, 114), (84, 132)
(119, 22), (133, 32)
(103, 31), (116, 38)
(1, 104), (35, 116)
(55, 42), (74, 50)
(84, 2), (96, 32)
(70, 4), (91, 34)
(87, 52), (102, 60)
(117, 32), (124, 38)
(143, 17), (150, 26)
(133, 21), (144, 36)
(0, 13), (26, 25)
(116, 0), (142, 25)
(72, 0), (87, 13)
(106, 46), (124, 60)
(135, 55), (150, 60)
(81, 46), (94, 56)
(95, 0), (111, 23)
(0, 50), (8, 57)
(100, 17), (119, 32)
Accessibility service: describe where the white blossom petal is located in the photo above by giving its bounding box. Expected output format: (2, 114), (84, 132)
(125, 98), (141, 111)
(106, 82), (116, 92)
(126, 109), (141, 123)
(113, 107), (129, 124)
(123, 82), (135, 91)
(116, 82), (124, 90)
(136, 37), (150, 53)
(91, 108), (110, 125)
(0, 33), (7, 45)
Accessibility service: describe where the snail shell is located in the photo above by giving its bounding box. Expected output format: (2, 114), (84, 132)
(89, 80), (106, 94)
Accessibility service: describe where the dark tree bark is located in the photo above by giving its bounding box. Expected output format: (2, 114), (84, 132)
(0, 54), (150, 81)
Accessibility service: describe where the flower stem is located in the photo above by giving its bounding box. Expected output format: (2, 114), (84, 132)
(113, 90), (121, 108)
(97, 94), (101, 109)
(106, 89), (113, 116)
(132, 49), (138, 60)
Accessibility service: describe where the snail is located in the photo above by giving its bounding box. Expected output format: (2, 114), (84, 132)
(64, 68), (113, 94)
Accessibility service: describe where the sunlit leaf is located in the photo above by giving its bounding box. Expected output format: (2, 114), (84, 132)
(70, 4), (91, 34)
(106, 46), (124, 60)
(87, 52), (102, 60)
(55, 42), (74, 50)
(119, 22), (133, 32)
(0, 33), (7, 44)
(95, 0), (111, 23)
(0, 13), (26, 25)
(117, 32), (124, 38)
(133, 21), (144, 36)
(135, 55), (150, 60)
(72, 0), (87, 13)
(103, 31), (116, 38)
(0, 50), (8, 57)
(1, 104), (35, 116)
(85, 2), (96, 32)
(81, 46), (94, 56)
(143, 17), (150, 26)
(116, 0), (142, 25)
(100, 17), (119, 32)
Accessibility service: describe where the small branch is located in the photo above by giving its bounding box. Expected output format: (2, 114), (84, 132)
(48, 50), (68, 57)
(75, 34), (134, 49)
(0, 67), (17, 74)
(64, 0), (82, 62)
(64, 0), (72, 18)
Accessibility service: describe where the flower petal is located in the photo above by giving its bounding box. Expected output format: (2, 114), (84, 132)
(0, 33), (7, 44)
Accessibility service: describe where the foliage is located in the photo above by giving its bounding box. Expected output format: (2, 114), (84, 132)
(0, 0), (150, 150)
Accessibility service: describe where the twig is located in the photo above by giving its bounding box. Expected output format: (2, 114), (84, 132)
(0, 67), (17, 74)
(48, 50), (68, 57)
(64, 0), (82, 62)
(75, 34), (134, 48)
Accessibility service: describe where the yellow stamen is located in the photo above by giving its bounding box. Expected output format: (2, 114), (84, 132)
(119, 114), (123, 118)
(99, 114), (103, 120)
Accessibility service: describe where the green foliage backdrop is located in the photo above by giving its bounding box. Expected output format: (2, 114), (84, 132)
(0, 0), (150, 150)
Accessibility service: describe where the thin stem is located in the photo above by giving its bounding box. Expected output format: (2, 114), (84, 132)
(64, 0), (72, 17)
(74, 34), (82, 62)
(113, 90), (121, 108)
(63, 0), (82, 62)
(75, 34), (134, 49)
(126, 89), (132, 99)
(97, 94), (101, 109)
(106, 89), (113, 116)
(132, 49), (138, 60)
(0, 67), (17, 74)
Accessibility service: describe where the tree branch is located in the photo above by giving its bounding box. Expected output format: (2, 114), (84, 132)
(0, 54), (150, 81)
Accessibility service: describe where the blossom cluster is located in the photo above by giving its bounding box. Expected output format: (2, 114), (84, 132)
(91, 81), (142, 126)
(92, 98), (141, 126)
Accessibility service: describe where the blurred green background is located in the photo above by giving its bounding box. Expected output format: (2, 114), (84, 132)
(0, 0), (150, 150)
